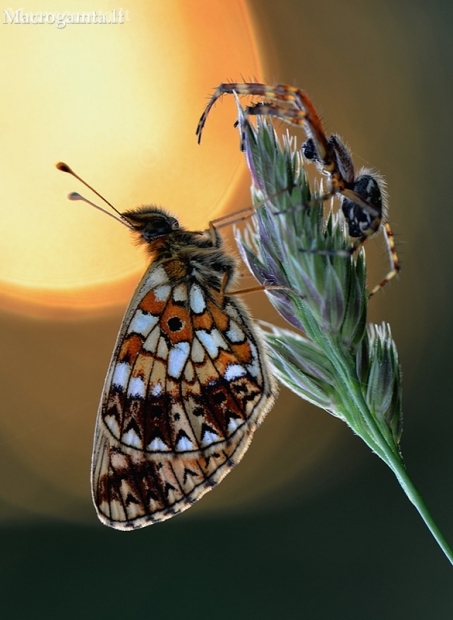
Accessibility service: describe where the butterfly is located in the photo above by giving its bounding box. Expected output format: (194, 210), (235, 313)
(57, 163), (278, 530)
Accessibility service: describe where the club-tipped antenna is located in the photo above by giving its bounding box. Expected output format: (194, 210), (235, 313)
(56, 162), (131, 228)
(66, 192), (131, 228)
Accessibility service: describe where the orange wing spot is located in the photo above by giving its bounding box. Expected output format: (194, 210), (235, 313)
(161, 300), (193, 344)
(139, 290), (168, 314)
(132, 352), (155, 381)
(206, 300), (229, 331)
(149, 358), (168, 390)
(192, 310), (213, 330)
(182, 382), (202, 402)
(215, 348), (248, 373)
(165, 377), (181, 398)
(119, 334), (144, 363)
(228, 341), (253, 364)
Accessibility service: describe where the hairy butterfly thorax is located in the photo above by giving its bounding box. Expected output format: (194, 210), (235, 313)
(124, 206), (237, 292)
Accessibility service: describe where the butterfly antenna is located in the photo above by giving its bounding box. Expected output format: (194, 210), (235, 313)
(66, 192), (132, 227)
(56, 162), (131, 228)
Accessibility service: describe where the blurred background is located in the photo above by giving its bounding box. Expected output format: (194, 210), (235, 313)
(1, 0), (453, 617)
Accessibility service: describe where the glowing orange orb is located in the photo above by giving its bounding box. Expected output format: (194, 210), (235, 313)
(0, 0), (263, 316)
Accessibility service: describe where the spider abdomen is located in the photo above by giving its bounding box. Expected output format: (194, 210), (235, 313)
(342, 174), (382, 238)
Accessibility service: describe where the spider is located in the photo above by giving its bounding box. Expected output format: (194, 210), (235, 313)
(196, 82), (400, 298)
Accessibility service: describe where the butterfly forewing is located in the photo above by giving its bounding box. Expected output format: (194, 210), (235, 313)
(91, 235), (277, 530)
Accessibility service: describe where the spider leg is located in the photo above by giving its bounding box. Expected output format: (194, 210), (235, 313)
(238, 103), (310, 151)
(196, 82), (329, 156)
(299, 220), (400, 297)
(242, 96), (330, 165)
(274, 185), (381, 223)
(244, 102), (308, 127)
(196, 82), (286, 143)
(341, 188), (381, 220)
(366, 222), (401, 297)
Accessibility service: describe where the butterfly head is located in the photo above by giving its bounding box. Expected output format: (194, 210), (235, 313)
(122, 206), (181, 244)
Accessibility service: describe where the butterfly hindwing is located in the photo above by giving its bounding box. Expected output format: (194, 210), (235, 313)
(91, 257), (276, 529)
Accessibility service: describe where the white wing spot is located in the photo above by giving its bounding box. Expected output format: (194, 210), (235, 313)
(226, 320), (246, 343)
(190, 283), (206, 313)
(225, 302), (241, 322)
(196, 329), (227, 358)
(212, 328), (228, 348)
(151, 382), (163, 397)
(246, 342), (260, 378)
(149, 265), (169, 288)
(122, 429), (142, 448)
(224, 364), (247, 381)
(104, 415), (120, 436)
(177, 436), (194, 451)
(154, 284), (171, 302)
(128, 310), (159, 337)
(112, 361), (131, 388)
(128, 376), (146, 399)
(202, 429), (220, 446)
(168, 341), (190, 379)
(246, 361), (260, 378)
(173, 283), (188, 302)
(148, 437), (170, 451)
(227, 417), (241, 433)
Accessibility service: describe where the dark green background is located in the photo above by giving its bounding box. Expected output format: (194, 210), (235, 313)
(2, 0), (453, 617)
